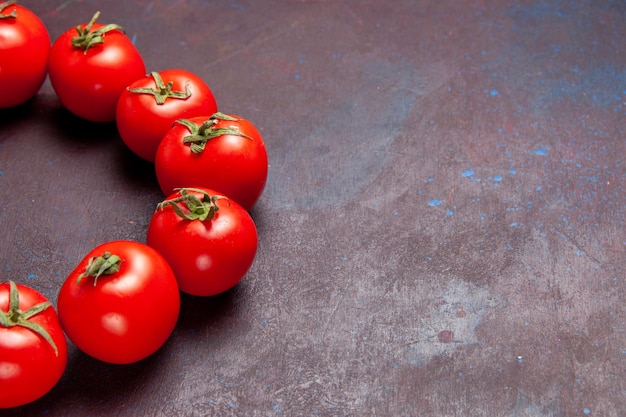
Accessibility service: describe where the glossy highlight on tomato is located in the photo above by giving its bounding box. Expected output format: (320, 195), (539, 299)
(57, 241), (180, 365)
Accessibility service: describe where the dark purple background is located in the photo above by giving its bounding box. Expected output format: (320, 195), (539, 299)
(1, 1), (625, 415)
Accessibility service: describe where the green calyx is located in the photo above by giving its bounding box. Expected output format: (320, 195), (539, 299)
(176, 112), (252, 154)
(0, 281), (59, 356)
(128, 72), (192, 105)
(0, 0), (17, 18)
(156, 188), (228, 221)
(77, 251), (122, 286)
(72, 11), (125, 54)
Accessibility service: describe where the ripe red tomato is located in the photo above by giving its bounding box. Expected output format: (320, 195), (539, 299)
(48, 12), (146, 122)
(0, 1), (50, 108)
(57, 241), (180, 364)
(147, 187), (258, 296)
(155, 113), (268, 210)
(116, 69), (218, 162)
(0, 281), (68, 408)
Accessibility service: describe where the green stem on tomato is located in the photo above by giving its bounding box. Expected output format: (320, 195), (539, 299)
(127, 72), (192, 104)
(77, 251), (122, 286)
(0, 281), (59, 356)
(156, 188), (228, 222)
(176, 112), (252, 154)
(71, 11), (126, 54)
(0, 0), (17, 18)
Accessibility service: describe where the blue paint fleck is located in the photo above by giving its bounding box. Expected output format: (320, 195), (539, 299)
(531, 148), (548, 156)
(583, 408), (591, 415)
(27, 273), (35, 280)
(428, 199), (442, 207)
(511, 222), (518, 227)
(294, 74), (301, 80)
(462, 169), (475, 177)
(490, 89), (499, 96)
(446, 210), (454, 216)
(0, 170), (4, 175)
(493, 175), (503, 181)
(509, 168), (516, 174)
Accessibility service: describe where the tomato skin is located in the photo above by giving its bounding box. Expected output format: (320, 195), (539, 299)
(57, 241), (180, 365)
(0, 282), (68, 409)
(147, 188), (258, 296)
(48, 22), (146, 122)
(116, 69), (218, 162)
(0, 4), (50, 108)
(155, 114), (268, 211)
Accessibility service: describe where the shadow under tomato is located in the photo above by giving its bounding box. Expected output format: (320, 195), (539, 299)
(175, 286), (242, 332)
(1, 342), (165, 415)
(50, 105), (119, 143)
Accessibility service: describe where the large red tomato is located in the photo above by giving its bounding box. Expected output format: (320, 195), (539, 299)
(147, 187), (258, 296)
(57, 241), (180, 364)
(48, 12), (146, 122)
(0, 281), (68, 408)
(0, 1), (50, 108)
(155, 113), (268, 211)
(116, 69), (218, 162)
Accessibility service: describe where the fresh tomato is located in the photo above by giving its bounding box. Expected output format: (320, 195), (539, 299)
(57, 241), (180, 364)
(116, 69), (218, 162)
(155, 113), (268, 211)
(147, 187), (258, 296)
(48, 11), (146, 122)
(0, 281), (68, 408)
(0, 1), (50, 108)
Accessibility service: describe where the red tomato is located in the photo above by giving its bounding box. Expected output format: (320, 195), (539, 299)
(57, 241), (180, 364)
(116, 69), (218, 162)
(155, 113), (268, 210)
(0, 1), (50, 108)
(48, 12), (146, 122)
(0, 281), (68, 408)
(147, 187), (258, 296)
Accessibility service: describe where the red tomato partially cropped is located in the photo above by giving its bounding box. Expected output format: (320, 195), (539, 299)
(0, 2), (50, 108)
(116, 69), (218, 162)
(0, 281), (68, 409)
(57, 241), (180, 364)
(155, 113), (268, 211)
(48, 12), (145, 122)
(147, 187), (258, 296)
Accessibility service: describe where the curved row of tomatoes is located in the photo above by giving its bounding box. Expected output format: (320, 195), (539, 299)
(1, 2), (268, 409)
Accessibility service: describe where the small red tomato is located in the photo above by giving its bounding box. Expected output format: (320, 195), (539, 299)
(155, 113), (268, 210)
(147, 187), (258, 296)
(0, 1), (50, 108)
(57, 241), (180, 364)
(48, 12), (146, 122)
(0, 281), (68, 409)
(116, 69), (218, 162)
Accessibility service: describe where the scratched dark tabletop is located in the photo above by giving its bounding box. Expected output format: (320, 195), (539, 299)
(1, 1), (625, 416)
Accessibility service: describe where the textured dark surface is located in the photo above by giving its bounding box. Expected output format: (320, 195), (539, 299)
(1, 1), (625, 416)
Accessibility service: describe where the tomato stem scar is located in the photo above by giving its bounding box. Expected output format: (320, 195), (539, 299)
(176, 112), (252, 154)
(127, 72), (192, 104)
(156, 188), (228, 222)
(77, 251), (122, 286)
(0, 281), (59, 356)
(0, 0), (17, 18)
(71, 11), (126, 54)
